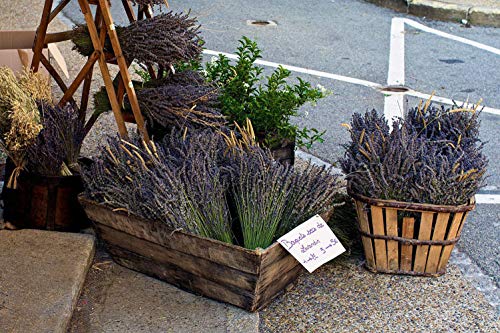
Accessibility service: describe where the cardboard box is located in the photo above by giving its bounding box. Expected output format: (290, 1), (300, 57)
(0, 30), (68, 78)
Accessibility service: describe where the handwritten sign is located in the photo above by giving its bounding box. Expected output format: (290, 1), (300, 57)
(278, 215), (346, 273)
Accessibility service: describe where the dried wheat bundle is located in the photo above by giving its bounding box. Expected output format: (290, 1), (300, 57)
(72, 11), (202, 68)
(0, 67), (49, 187)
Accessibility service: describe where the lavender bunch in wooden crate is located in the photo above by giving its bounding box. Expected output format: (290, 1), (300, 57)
(72, 12), (202, 68)
(340, 103), (487, 206)
(82, 129), (343, 249)
(82, 130), (233, 242)
(228, 145), (342, 249)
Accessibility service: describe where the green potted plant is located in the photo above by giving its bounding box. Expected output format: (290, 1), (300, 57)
(204, 37), (329, 164)
(340, 101), (487, 276)
(0, 67), (87, 231)
(79, 126), (343, 311)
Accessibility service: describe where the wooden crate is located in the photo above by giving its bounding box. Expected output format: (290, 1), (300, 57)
(79, 197), (304, 311)
(348, 187), (475, 277)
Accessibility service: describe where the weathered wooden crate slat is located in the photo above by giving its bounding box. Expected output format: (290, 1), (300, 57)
(80, 197), (304, 311)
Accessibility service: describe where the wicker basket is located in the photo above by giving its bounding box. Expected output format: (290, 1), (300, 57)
(348, 185), (475, 277)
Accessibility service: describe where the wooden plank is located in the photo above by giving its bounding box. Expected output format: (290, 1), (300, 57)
(413, 212), (434, 272)
(98, 0), (150, 143)
(78, 0), (129, 139)
(257, 251), (301, 290)
(371, 206), (387, 270)
(31, 0), (54, 72)
(98, 223), (258, 292)
(109, 245), (256, 311)
(253, 264), (303, 312)
(81, 199), (261, 274)
(260, 242), (291, 270)
(355, 201), (375, 269)
(385, 208), (399, 271)
(425, 212), (450, 274)
(400, 217), (415, 272)
(437, 212), (464, 272)
(456, 211), (469, 237)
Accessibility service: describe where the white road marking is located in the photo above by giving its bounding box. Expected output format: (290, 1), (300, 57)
(475, 194), (500, 204)
(204, 16), (500, 121)
(387, 18), (406, 86)
(203, 49), (382, 89)
(202, 48), (500, 116)
(403, 18), (500, 56)
(384, 18), (407, 122)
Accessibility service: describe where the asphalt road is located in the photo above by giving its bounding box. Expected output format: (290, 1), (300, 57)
(62, 0), (499, 295)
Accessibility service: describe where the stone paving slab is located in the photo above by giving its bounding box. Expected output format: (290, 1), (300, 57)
(0, 230), (95, 333)
(68, 247), (259, 333)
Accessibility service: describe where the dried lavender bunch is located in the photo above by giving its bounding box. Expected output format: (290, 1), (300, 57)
(26, 102), (85, 176)
(340, 104), (487, 206)
(72, 12), (202, 68)
(82, 130), (233, 243)
(228, 146), (294, 250)
(134, 83), (225, 130)
(128, 0), (166, 5)
(279, 163), (342, 235)
(93, 71), (227, 133)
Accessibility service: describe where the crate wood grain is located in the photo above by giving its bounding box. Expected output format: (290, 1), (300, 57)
(79, 197), (304, 311)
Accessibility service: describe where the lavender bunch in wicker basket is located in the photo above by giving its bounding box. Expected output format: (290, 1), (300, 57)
(340, 103), (487, 206)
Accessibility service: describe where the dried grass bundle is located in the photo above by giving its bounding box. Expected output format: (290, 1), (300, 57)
(17, 68), (52, 103)
(0, 67), (47, 187)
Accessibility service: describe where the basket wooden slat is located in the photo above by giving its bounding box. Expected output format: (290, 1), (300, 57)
(413, 212), (434, 272)
(355, 201), (375, 269)
(437, 212), (463, 272)
(400, 217), (415, 272)
(385, 209), (399, 271)
(425, 213), (450, 274)
(371, 206), (387, 270)
(349, 185), (475, 277)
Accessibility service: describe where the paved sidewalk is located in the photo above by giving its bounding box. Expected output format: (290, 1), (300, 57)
(366, 0), (500, 27)
(0, 230), (95, 333)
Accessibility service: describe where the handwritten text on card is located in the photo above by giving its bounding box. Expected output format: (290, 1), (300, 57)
(278, 215), (346, 273)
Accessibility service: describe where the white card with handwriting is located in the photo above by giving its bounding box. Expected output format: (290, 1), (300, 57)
(278, 214), (346, 273)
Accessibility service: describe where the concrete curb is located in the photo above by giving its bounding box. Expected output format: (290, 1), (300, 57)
(365, 0), (500, 27)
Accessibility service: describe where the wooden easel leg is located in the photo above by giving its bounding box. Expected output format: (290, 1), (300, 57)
(98, 0), (150, 142)
(59, 51), (99, 107)
(121, 0), (137, 22)
(78, 0), (129, 139)
(80, 70), (94, 121)
(32, 0), (54, 72)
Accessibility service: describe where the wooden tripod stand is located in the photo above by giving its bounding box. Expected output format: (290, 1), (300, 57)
(30, 0), (158, 142)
